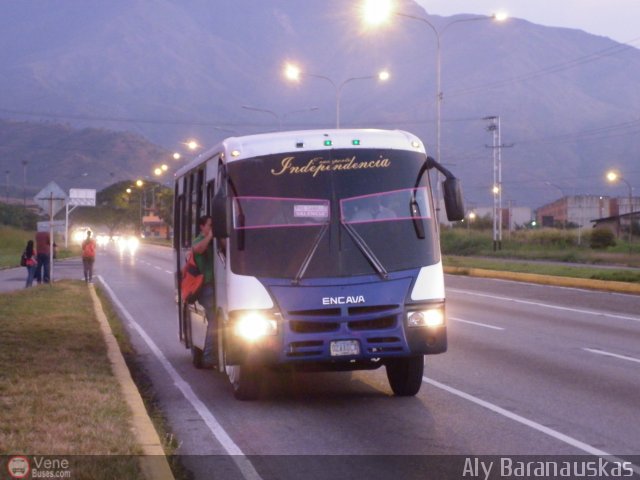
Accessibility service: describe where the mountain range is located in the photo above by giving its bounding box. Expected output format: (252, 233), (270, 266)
(1, 0), (639, 208)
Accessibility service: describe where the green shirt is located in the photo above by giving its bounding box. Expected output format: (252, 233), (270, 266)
(193, 233), (214, 284)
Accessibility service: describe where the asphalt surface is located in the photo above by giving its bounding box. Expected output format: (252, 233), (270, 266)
(3, 247), (640, 480)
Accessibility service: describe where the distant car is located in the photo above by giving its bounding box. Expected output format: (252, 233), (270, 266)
(72, 227), (92, 244)
(116, 235), (139, 255)
(95, 234), (110, 247)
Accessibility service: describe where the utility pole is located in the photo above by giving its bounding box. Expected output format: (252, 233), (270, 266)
(21, 160), (28, 206)
(4, 170), (9, 201)
(484, 116), (513, 251)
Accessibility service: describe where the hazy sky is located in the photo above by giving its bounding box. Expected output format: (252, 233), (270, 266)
(414, 0), (640, 45)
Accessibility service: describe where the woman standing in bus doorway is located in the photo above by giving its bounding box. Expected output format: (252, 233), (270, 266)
(23, 240), (38, 288)
(192, 215), (216, 368)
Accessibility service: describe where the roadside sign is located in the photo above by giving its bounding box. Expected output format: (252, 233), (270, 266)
(37, 220), (66, 233)
(34, 181), (67, 216)
(68, 188), (96, 207)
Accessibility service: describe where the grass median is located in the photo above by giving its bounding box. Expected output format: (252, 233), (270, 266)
(0, 280), (143, 476)
(444, 255), (640, 283)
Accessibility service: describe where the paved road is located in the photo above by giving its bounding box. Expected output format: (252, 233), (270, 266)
(4, 246), (640, 479)
(88, 244), (640, 479)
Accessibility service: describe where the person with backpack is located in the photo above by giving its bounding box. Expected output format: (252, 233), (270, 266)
(81, 230), (97, 283)
(22, 240), (38, 288)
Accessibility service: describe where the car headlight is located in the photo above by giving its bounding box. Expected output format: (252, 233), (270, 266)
(127, 237), (139, 252)
(233, 311), (278, 341)
(407, 306), (445, 328)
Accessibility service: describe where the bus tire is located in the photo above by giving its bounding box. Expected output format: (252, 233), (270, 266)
(226, 363), (261, 401)
(191, 344), (204, 369)
(385, 355), (424, 397)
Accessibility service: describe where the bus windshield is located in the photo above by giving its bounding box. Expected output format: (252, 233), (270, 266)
(226, 149), (439, 279)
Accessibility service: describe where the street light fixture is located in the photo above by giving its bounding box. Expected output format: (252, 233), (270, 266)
(362, 2), (506, 165)
(284, 62), (390, 128)
(606, 170), (634, 250)
(362, 2), (506, 223)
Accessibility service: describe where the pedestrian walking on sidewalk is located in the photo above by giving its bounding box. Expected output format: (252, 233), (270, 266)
(81, 230), (97, 283)
(23, 240), (38, 288)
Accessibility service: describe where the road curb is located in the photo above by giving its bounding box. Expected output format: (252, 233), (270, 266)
(444, 266), (640, 295)
(88, 283), (175, 480)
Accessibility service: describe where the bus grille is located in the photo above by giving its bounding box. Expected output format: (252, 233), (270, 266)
(290, 320), (340, 333)
(348, 315), (396, 331)
(287, 340), (324, 357)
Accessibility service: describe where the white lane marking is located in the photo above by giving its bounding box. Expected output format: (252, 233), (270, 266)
(447, 274), (640, 298)
(424, 376), (640, 474)
(584, 348), (640, 365)
(165, 270), (173, 275)
(448, 288), (640, 323)
(98, 276), (263, 480)
(449, 316), (505, 331)
(422, 376), (629, 465)
(154, 265), (163, 271)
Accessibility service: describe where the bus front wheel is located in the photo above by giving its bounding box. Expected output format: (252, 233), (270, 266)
(226, 363), (261, 400)
(385, 356), (424, 396)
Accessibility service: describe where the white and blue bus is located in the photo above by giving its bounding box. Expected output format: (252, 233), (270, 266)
(173, 129), (464, 400)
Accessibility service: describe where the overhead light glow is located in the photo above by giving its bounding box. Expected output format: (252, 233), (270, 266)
(493, 11), (508, 22)
(284, 63), (301, 81)
(361, 0), (394, 26)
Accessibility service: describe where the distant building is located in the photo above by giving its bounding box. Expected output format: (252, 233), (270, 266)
(142, 213), (170, 238)
(437, 198), (532, 229)
(535, 195), (617, 228)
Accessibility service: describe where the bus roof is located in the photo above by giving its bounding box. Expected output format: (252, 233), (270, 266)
(174, 129), (427, 177)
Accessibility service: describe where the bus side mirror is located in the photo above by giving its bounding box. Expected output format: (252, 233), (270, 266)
(212, 191), (231, 238)
(443, 177), (465, 221)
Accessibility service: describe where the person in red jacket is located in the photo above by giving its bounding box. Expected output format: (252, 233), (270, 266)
(81, 230), (97, 283)
(34, 231), (52, 284)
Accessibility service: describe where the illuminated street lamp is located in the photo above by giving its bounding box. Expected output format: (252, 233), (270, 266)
(362, 1), (506, 222)
(467, 210), (476, 232)
(606, 170), (634, 249)
(284, 62), (390, 128)
(362, 1), (506, 166)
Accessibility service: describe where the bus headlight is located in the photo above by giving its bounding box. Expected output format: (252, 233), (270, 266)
(234, 311), (278, 341)
(407, 307), (444, 328)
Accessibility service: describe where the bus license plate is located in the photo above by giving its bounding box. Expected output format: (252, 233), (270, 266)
(330, 340), (360, 357)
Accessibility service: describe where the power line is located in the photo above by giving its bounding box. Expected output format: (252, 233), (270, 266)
(448, 36), (640, 97)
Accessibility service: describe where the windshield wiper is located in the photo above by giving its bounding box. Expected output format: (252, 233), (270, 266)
(342, 222), (388, 280)
(292, 222), (329, 285)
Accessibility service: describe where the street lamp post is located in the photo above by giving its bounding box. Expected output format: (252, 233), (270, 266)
(21, 160), (28, 206)
(362, 2), (506, 223)
(4, 169), (9, 201)
(606, 170), (634, 251)
(242, 105), (319, 131)
(284, 64), (389, 128)
(242, 105), (281, 130)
